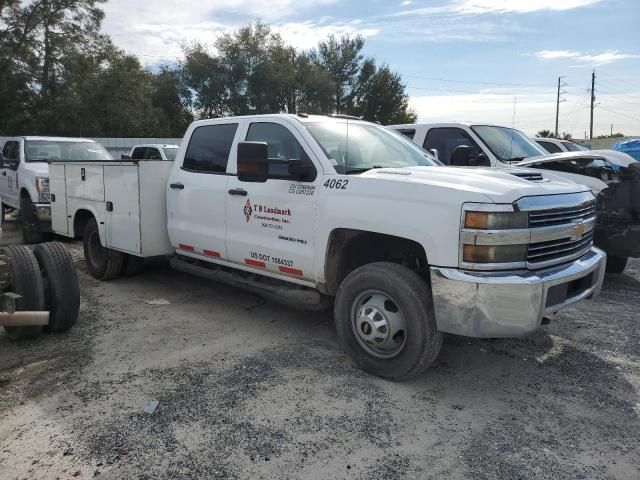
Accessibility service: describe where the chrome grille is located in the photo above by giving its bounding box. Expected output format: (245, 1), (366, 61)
(528, 202), (596, 228)
(527, 231), (594, 265)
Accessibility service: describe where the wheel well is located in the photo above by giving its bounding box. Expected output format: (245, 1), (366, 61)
(73, 210), (95, 239)
(20, 188), (30, 200)
(324, 229), (429, 296)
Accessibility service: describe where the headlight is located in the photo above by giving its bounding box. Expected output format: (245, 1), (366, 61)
(463, 244), (527, 264)
(35, 177), (50, 202)
(464, 210), (528, 229)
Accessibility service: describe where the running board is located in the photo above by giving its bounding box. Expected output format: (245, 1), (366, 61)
(170, 256), (331, 310)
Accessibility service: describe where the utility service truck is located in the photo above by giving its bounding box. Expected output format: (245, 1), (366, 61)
(49, 114), (606, 380)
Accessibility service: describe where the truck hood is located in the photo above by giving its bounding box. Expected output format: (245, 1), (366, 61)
(363, 166), (590, 204)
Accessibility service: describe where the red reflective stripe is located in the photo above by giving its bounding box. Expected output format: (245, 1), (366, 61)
(245, 259), (266, 268)
(203, 249), (220, 258)
(179, 244), (194, 252)
(279, 266), (303, 276)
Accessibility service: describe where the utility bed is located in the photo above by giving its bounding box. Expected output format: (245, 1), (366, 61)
(50, 161), (174, 257)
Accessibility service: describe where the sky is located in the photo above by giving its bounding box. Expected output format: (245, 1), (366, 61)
(101, 0), (640, 137)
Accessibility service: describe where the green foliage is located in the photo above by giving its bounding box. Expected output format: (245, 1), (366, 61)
(535, 130), (554, 138)
(1, 7), (416, 136)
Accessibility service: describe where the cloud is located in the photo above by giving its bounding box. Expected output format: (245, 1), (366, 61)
(456, 0), (603, 14)
(275, 21), (379, 50)
(534, 49), (640, 66)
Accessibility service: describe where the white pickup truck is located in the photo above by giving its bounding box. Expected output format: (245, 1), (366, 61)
(391, 123), (640, 273)
(49, 114), (606, 380)
(122, 144), (180, 161)
(0, 136), (112, 243)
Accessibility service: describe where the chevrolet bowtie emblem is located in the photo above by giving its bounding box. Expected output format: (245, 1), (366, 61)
(571, 222), (586, 240)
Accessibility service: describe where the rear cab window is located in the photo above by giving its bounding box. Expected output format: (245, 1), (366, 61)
(182, 123), (239, 174)
(537, 141), (562, 154)
(131, 147), (147, 160)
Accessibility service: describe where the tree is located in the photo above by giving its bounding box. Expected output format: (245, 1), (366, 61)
(315, 34), (364, 113)
(536, 129), (554, 138)
(151, 65), (193, 137)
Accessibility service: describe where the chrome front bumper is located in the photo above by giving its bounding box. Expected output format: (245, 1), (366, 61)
(430, 247), (606, 338)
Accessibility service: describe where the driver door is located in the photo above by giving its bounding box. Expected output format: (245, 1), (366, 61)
(225, 120), (321, 281)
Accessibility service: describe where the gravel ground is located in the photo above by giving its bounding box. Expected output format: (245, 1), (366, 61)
(0, 219), (638, 479)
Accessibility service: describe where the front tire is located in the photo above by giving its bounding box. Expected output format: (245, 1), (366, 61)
(3, 245), (45, 340)
(83, 218), (124, 280)
(20, 195), (45, 244)
(334, 262), (442, 381)
(606, 255), (628, 274)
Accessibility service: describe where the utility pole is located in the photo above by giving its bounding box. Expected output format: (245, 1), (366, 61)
(611, 124), (613, 136)
(555, 76), (566, 137)
(589, 70), (596, 140)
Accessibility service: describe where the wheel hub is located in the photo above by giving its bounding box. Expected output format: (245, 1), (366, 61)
(352, 291), (407, 359)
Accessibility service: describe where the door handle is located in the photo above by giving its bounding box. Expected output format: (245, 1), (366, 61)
(169, 182), (184, 190)
(228, 188), (247, 196)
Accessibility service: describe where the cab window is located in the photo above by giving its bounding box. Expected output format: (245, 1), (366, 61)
(183, 123), (238, 174)
(245, 122), (314, 180)
(146, 148), (162, 160)
(1, 141), (20, 169)
(536, 140), (562, 154)
(131, 147), (147, 160)
(423, 128), (482, 165)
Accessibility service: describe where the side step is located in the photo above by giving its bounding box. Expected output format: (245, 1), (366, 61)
(170, 256), (331, 311)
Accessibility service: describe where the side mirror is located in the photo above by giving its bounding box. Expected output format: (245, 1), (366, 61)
(450, 145), (472, 166)
(429, 148), (439, 160)
(237, 141), (269, 183)
(288, 160), (316, 182)
(121, 154), (131, 160)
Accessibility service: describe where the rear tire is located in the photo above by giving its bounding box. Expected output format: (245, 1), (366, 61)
(334, 262), (442, 381)
(3, 245), (44, 340)
(20, 195), (45, 244)
(83, 218), (124, 280)
(120, 254), (144, 277)
(606, 255), (628, 274)
(33, 242), (80, 332)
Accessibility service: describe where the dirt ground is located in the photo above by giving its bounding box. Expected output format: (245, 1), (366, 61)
(0, 218), (638, 480)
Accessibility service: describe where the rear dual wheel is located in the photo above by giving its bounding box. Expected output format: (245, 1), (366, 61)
(334, 262), (442, 381)
(83, 218), (124, 280)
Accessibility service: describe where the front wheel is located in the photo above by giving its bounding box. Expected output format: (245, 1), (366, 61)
(20, 195), (45, 244)
(606, 255), (628, 274)
(334, 262), (442, 381)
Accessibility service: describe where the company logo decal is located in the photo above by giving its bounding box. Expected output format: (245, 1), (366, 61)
(571, 222), (587, 241)
(243, 199), (253, 222)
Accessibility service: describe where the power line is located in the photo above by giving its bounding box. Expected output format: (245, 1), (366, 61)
(403, 74), (552, 88)
(598, 106), (640, 123)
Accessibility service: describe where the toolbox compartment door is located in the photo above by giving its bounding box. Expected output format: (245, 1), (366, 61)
(49, 163), (68, 235)
(104, 165), (141, 254)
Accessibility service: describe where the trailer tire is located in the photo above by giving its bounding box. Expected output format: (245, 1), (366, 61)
(120, 254), (144, 277)
(2, 245), (44, 340)
(606, 255), (628, 274)
(334, 262), (442, 381)
(83, 218), (124, 280)
(20, 195), (45, 244)
(33, 242), (80, 332)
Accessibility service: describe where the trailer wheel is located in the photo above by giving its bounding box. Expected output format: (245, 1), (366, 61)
(3, 245), (44, 340)
(20, 195), (45, 244)
(33, 242), (80, 332)
(83, 218), (124, 280)
(120, 254), (144, 277)
(606, 255), (628, 274)
(334, 262), (442, 381)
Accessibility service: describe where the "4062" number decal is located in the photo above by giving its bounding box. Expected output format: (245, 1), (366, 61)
(323, 179), (349, 190)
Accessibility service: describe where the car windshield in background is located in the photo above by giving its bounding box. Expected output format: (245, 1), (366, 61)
(305, 122), (438, 174)
(25, 140), (112, 162)
(562, 141), (588, 152)
(471, 125), (547, 162)
(162, 147), (178, 161)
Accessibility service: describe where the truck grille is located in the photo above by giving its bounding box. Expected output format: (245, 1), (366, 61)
(528, 202), (596, 228)
(527, 231), (594, 266)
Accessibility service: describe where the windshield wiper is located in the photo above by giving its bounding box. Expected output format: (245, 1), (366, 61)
(345, 165), (385, 174)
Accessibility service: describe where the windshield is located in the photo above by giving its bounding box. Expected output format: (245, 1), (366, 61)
(562, 141), (588, 152)
(471, 125), (547, 162)
(305, 122), (439, 174)
(162, 147), (178, 161)
(25, 140), (112, 162)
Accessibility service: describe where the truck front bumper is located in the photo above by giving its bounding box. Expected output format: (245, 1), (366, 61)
(34, 203), (51, 222)
(430, 247), (606, 338)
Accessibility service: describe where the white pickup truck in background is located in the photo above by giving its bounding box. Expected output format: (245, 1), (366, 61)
(122, 144), (179, 161)
(49, 114), (606, 380)
(391, 122), (640, 273)
(0, 136), (112, 243)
